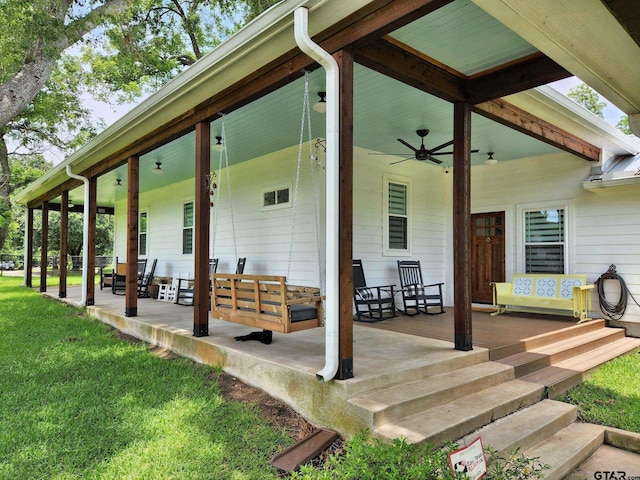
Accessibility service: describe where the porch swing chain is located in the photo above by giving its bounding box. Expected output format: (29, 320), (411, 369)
(287, 73), (308, 279)
(211, 114), (239, 262)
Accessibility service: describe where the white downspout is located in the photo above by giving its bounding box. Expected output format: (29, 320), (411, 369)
(294, 6), (340, 382)
(65, 165), (90, 306)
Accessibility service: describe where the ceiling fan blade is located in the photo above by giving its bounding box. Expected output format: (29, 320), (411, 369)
(390, 158), (411, 165)
(397, 138), (418, 152)
(430, 148), (480, 155)
(427, 139), (454, 154)
(427, 155), (443, 164)
(368, 152), (414, 156)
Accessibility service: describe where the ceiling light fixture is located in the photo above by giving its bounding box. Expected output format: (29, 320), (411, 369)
(115, 178), (123, 187)
(484, 152), (497, 166)
(152, 161), (164, 175)
(212, 135), (224, 152)
(313, 91), (326, 113)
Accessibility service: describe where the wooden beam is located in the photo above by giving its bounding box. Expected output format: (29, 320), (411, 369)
(473, 99), (601, 161)
(336, 49), (354, 380)
(453, 102), (473, 351)
(86, 177), (97, 306)
(355, 38), (467, 103)
(467, 54), (571, 104)
(194, 121), (211, 337)
(126, 156), (139, 317)
(601, 0), (640, 48)
(59, 191), (68, 299)
(26, 208), (34, 287)
(327, 0), (454, 50)
(26, 1), (459, 208)
(40, 201), (49, 293)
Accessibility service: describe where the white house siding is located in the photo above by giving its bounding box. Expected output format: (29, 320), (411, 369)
(112, 145), (640, 323)
(471, 152), (640, 324)
(113, 177), (197, 278)
(114, 144), (326, 289)
(352, 147), (450, 305)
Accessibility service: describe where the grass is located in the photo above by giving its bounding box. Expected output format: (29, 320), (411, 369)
(560, 348), (640, 433)
(0, 276), (290, 479)
(2, 274), (638, 478)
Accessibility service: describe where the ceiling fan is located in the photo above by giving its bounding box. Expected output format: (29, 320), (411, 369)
(371, 129), (478, 165)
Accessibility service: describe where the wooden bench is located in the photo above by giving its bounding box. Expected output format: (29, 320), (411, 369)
(211, 273), (323, 334)
(492, 273), (594, 322)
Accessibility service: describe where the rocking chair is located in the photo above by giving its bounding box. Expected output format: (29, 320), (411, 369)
(353, 259), (396, 322)
(397, 260), (445, 315)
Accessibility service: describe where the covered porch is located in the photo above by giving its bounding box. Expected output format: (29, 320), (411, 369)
(48, 284), (637, 440)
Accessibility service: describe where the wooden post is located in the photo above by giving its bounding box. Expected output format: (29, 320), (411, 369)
(453, 102), (473, 351)
(59, 191), (68, 298)
(194, 121), (211, 337)
(40, 201), (49, 292)
(86, 177), (97, 305)
(336, 49), (354, 379)
(25, 207), (34, 287)
(126, 156), (140, 317)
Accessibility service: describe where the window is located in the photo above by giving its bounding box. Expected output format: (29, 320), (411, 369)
(262, 184), (291, 210)
(384, 175), (410, 254)
(139, 211), (148, 256)
(524, 208), (565, 273)
(182, 202), (194, 255)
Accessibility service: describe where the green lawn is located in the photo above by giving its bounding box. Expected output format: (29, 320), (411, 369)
(560, 349), (640, 433)
(0, 276), (290, 479)
(2, 274), (638, 479)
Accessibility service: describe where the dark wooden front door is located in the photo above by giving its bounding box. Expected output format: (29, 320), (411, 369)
(471, 211), (505, 304)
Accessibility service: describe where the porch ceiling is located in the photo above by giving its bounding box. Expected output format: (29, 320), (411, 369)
(19, 0), (640, 209)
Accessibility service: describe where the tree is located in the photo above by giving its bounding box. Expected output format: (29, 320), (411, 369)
(567, 83), (607, 119)
(83, 0), (279, 102)
(616, 115), (632, 135)
(0, 0), (132, 251)
(0, 0), (277, 252)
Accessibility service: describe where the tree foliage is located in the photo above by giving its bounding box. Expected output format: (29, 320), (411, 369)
(83, 0), (279, 102)
(567, 83), (607, 119)
(0, 0), (277, 252)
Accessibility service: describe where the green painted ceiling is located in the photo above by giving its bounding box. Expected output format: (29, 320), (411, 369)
(72, 0), (563, 208)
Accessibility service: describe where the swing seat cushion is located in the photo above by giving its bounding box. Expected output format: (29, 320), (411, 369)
(290, 304), (318, 322)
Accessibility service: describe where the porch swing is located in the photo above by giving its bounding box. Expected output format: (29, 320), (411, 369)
(210, 74), (325, 340)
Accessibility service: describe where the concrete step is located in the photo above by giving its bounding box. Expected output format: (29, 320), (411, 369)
(565, 444), (640, 479)
(497, 327), (626, 377)
(524, 422), (605, 480)
(490, 319), (606, 360)
(521, 336), (640, 398)
(342, 346), (489, 397)
(374, 379), (545, 445)
(349, 361), (514, 427)
(459, 399), (577, 455)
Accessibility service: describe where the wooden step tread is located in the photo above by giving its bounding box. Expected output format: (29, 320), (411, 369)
(374, 380), (544, 445)
(524, 422), (605, 480)
(496, 328), (627, 374)
(520, 337), (640, 397)
(490, 320), (605, 360)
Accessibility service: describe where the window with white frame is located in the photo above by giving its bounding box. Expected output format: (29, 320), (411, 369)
(182, 201), (194, 255)
(524, 208), (565, 273)
(139, 211), (148, 256)
(262, 184), (291, 210)
(384, 175), (410, 254)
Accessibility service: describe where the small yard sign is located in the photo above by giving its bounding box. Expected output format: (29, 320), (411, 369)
(448, 437), (487, 480)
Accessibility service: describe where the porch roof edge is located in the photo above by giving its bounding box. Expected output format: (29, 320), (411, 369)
(506, 86), (640, 159)
(15, 0), (373, 206)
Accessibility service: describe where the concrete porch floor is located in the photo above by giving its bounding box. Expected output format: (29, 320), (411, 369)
(46, 284), (489, 438)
